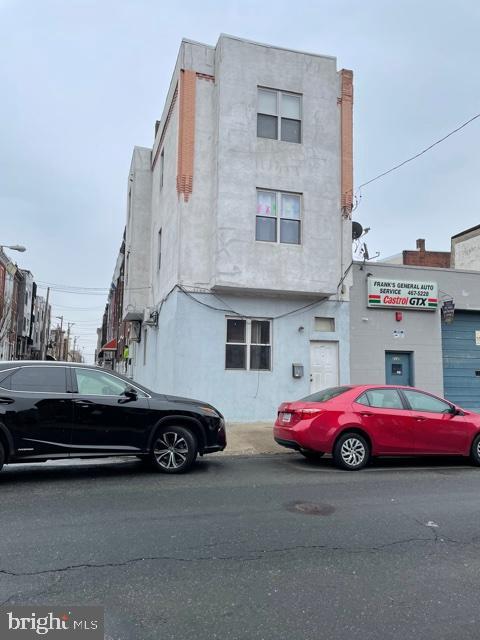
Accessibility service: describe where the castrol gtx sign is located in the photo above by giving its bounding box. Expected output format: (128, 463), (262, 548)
(367, 277), (438, 311)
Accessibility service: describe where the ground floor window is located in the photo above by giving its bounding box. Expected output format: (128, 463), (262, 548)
(225, 317), (271, 370)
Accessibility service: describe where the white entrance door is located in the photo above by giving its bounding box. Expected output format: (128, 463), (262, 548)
(310, 341), (339, 393)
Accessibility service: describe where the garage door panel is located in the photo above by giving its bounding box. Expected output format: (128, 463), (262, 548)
(442, 311), (480, 411)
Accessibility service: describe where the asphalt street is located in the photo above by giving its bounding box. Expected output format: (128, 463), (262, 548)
(1, 453), (480, 640)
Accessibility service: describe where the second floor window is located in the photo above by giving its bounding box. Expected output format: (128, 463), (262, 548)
(256, 190), (301, 245)
(257, 88), (302, 143)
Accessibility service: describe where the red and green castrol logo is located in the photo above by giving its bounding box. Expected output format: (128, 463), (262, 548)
(367, 278), (438, 311)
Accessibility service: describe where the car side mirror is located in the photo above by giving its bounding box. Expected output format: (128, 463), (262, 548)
(123, 388), (138, 401)
(450, 406), (464, 416)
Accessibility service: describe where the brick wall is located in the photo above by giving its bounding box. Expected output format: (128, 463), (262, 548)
(402, 239), (451, 268)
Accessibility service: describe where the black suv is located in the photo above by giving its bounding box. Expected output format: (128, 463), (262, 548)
(0, 361), (226, 474)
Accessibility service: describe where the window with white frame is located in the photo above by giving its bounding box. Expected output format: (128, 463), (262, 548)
(257, 88), (302, 143)
(256, 190), (301, 245)
(225, 318), (271, 370)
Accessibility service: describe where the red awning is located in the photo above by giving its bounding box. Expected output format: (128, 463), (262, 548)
(101, 338), (117, 351)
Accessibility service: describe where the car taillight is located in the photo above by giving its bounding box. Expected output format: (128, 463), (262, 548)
(279, 408), (325, 425)
(298, 408), (325, 417)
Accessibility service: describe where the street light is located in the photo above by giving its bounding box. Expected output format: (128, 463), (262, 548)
(0, 244), (26, 252)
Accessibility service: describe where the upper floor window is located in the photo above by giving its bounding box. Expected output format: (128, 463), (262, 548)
(257, 88), (302, 143)
(256, 190), (301, 245)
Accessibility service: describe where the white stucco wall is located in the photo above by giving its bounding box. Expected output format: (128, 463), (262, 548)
(120, 35), (352, 420)
(212, 35), (346, 296)
(451, 229), (480, 271)
(131, 288), (349, 421)
(123, 146), (152, 320)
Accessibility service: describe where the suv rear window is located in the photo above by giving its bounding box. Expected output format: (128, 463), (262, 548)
(300, 386), (352, 402)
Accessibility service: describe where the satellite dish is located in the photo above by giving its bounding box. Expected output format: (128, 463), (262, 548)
(352, 221), (363, 240)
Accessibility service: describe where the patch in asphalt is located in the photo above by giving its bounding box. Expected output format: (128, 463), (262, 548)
(286, 501), (335, 516)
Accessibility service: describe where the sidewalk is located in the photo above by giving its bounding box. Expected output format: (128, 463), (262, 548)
(219, 422), (290, 456)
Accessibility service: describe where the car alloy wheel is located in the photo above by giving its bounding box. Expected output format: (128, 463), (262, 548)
(151, 426), (197, 473)
(333, 432), (370, 470)
(341, 438), (365, 466)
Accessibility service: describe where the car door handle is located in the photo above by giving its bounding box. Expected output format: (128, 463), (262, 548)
(414, 416), (427, 421)
(361, 412), (373, 417)
(0, 396), (13, 405)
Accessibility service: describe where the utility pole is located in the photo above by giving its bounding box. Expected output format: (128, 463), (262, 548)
(66, 322), (74, 362)
(72, 336), (78, 362)
(40, 287), (50, 360)
(55, 316), (63, 360)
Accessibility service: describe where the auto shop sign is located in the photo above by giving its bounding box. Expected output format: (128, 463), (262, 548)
(367, 277), (438, 311)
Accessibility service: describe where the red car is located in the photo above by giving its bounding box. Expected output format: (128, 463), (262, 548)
(274, 385), (480, 470)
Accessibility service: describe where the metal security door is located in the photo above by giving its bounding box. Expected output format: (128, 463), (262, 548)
(310, 341), (339, 393)
(442, 311), (480, 410)
(385, 352), (412, 386)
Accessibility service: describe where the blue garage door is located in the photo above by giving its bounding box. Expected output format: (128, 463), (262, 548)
(442, 311), (480, 411)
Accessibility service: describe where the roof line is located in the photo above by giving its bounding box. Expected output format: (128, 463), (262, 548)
(218, 33), (337, 62)
(451, 223), (480, 239)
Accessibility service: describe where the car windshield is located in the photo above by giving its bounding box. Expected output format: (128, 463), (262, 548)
(300, 386), (352, 402)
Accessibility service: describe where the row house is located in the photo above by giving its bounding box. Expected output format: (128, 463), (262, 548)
(104, 35), (354, 421)
(96, 236), (131, 370)
(0, 250), (51, 361)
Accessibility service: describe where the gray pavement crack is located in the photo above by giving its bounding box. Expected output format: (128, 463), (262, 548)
(0, 535), (452, 577)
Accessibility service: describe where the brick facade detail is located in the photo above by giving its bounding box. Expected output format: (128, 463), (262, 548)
(176, 69), (196, 202)
(339, 69), (354, 219)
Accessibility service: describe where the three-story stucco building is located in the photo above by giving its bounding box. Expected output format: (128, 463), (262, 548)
(120, 34), (354, 421)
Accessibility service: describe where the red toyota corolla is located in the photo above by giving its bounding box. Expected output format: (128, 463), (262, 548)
(274, 385), (480, 470)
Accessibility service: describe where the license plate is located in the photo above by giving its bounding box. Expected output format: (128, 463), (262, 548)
(282, 412), (292, 423)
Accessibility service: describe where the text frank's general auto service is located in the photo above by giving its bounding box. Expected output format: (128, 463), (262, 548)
(367, 277), (438, 311)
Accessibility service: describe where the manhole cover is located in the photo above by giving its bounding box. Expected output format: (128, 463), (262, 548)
(286, 501), (335, 516)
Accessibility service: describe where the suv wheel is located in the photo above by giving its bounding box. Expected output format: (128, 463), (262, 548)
(0, 442), (4, 473)
(151, 426), (197, 474)
(333, 432), (370, 470)
(470, 434), (480, 466)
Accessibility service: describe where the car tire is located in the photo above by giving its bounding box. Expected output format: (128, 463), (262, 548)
(333, 432), (370, 471)
(300, 451), (325, 461)
(0, 441), (4, 473)
(470, 434), (480, 466)
(150, 426), (197, 474)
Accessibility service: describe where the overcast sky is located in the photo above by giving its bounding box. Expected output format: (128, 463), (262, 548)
(1, 0), (479, 362)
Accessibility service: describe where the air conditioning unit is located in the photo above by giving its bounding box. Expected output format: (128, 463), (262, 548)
(143, 307), (159, 327)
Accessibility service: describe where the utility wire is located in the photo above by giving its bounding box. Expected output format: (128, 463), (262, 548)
(177, 285), (327, 320)
(354, 111), (480, 194)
